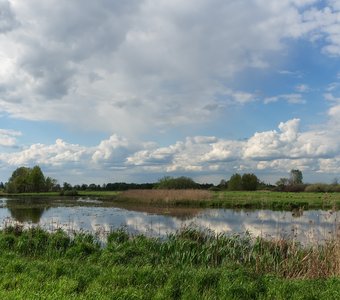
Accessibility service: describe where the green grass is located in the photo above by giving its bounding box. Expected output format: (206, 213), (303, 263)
(210, 191), (340, 210)
(78, 190), (120, 197)
(113, 190), (340, 210)
(0, 226), (338, 299)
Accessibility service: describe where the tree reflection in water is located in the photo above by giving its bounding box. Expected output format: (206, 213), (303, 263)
(6, 198), (51, 223)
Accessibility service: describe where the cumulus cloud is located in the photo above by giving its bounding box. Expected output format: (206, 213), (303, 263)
(2, 113), (340, 183)
(125, 116), (340, 177)
(92, 135), (130, 164)
(301, 2), (340, 56)
(0, 0), (328, 137)
(0, 138), (88, 166)
(2, 1), (340, 183)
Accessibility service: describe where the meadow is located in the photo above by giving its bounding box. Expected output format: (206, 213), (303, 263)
(1, 189), (340, 299)
(108, 190), (340, 210)
(0, 226), (339, 299)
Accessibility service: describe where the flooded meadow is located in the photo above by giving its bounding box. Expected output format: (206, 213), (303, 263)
(0, 196), (338, 245)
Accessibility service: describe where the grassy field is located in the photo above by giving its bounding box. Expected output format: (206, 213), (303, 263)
(211, 191), (340, 210)
(113, 190), (340, 210)
(0, 226), (339, 299)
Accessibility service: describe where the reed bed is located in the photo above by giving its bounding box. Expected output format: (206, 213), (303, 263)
(0, 226), (339, 298)
(117, 189), (213, 203)
(0, 225), (339, 279)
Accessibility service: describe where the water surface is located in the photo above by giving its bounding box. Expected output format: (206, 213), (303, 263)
(1, 197), (339, 244)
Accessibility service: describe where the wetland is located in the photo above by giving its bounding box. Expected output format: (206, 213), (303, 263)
(1, 194), (339, 245)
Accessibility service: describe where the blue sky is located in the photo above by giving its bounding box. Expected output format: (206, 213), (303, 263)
(1, 0), (340, 185)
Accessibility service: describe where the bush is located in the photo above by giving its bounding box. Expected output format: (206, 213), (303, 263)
(305, 184), (330, 193)
(156, 176), (199, 189)
(305, 183), (340, 193)
(275, 184), (307, 192)
(284, 184), (307, 192)
(59, 189), (79, 196)
(241, 173), (259, 191)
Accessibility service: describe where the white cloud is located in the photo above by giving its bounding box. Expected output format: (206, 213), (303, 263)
(0, 138), (88, 166)
(324, 92), (340, 102)
(1, 1), (340, 183)
(0, 128), (21, 147)
(92, 135), (130, 163)
(1, 112), (340, 183)
(295, 84), (310, 92)
(0, 0), (326, 137)
(301, 3), (340, 56)
(326, 82), (340, 91)
(243, 119), (300, 160)
(264, 93), (306, 104)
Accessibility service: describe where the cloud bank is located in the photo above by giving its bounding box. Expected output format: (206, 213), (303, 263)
(0, 1), (340, 183)
(1, 0), (339, 137)
(1, 112), (340, 183)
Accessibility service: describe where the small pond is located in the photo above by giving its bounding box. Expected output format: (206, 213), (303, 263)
(0, 197), (339, 244)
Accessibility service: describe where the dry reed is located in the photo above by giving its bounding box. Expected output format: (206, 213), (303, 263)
(117, 189), (212, 203)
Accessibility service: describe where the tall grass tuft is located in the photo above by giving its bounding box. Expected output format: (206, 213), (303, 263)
(0, 225), (339, 279)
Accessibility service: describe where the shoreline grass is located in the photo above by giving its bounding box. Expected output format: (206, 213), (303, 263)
(2, 190), (340, 210)
(114, 190), (340, 210)
(0, 226), (339, 298)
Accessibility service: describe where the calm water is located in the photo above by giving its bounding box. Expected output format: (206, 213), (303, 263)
(1, 197), (339, 244)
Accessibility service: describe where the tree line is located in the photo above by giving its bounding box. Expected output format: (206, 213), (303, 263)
(2, 165), (340, 194)
(1, 166), (263, 193)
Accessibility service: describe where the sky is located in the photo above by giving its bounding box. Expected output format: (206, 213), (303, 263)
(1, 0), (340, 185)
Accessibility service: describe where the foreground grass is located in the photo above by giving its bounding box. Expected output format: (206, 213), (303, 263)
(0, 226), (339, 299)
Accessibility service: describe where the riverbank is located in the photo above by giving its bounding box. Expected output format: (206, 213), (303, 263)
(0, 226), (339, 299)
(2, 190), (340, 210)
(112, 190), (340, 210)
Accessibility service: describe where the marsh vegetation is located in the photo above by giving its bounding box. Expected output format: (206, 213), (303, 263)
(0, 226), (339, 299)
(1, 167), (340, 298)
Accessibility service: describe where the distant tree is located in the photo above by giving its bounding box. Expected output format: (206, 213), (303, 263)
(81, 184), (88, 190)
(62, 182), (72, 191)
(45, 177), (58, 192)
(241, 173), (258, 191)
(5, 166), (55, 193)
(30, 166), (46, 192)
(275, 178), (290, 191)
(289, 169), (303, 185)
(6, 167), (31, 193)
(228, 173), (242, 191)
(198, 183), (214, 190)
(257, 180), (275, 191)
(156, 176), (199, 189)
(88, 183), (101, 190)
(218, 179), (228, 190)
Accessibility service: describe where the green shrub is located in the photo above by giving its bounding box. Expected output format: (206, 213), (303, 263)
(59, 189), (79, 196)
